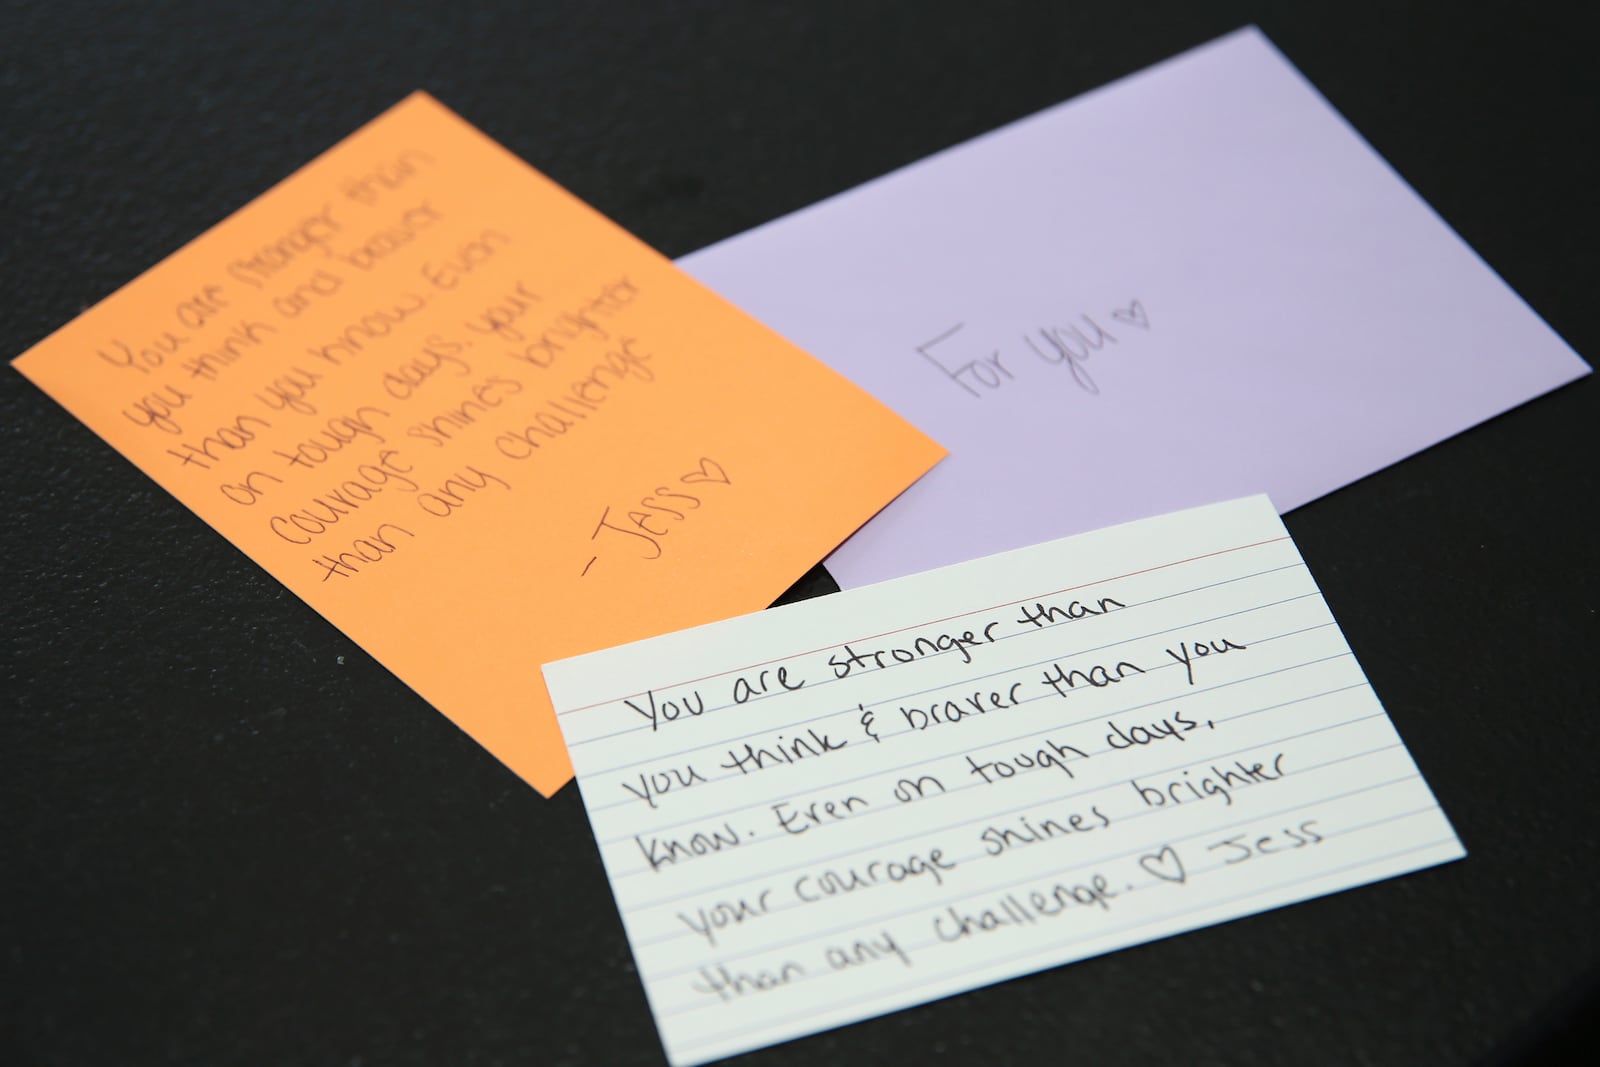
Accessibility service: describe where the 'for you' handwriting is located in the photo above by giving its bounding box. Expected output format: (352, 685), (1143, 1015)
(916, 298), (1151, 400)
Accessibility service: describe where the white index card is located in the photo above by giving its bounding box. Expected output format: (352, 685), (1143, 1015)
(545, 495), (1464, 1065)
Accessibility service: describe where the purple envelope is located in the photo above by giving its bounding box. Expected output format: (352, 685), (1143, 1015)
(680, 26), (1588, 590)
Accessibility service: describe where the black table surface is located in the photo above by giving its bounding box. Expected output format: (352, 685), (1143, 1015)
(4, 2), (1596, 1064)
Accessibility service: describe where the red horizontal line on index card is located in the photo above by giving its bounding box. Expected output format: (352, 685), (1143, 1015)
(554, 535), (1292, 716)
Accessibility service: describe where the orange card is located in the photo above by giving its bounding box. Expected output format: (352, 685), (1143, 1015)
(12, 93), (944, 796)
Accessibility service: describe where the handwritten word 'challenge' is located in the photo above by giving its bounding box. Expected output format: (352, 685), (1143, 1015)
(492, 337), (656, 460)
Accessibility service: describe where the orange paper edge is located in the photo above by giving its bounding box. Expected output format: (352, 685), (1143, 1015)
(13, 92), (945, 795)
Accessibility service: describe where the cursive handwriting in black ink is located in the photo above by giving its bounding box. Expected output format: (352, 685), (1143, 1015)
(1132, 752), (1288, 809)
(620, 762), (708, 809)
(965, 737), (1089, 784)
(827, 620), (1003, 679)
(720, 729), (847, 776)
(1165, 636), (1248, 686)
(622, 687), (706, 732)
(1015, 595), (1125, 629)
(1039, 657), (1145, 698)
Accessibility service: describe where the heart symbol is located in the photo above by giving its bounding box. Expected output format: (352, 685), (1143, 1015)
(680, 457), (731, 485)
(1139, 845), (1186, 884)
(1111, 299), (1149, 329)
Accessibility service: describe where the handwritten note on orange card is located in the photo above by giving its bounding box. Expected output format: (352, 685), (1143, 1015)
(12, 92), (945, 795)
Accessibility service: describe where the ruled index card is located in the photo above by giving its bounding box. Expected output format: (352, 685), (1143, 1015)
(544, 496), (1464, 1065)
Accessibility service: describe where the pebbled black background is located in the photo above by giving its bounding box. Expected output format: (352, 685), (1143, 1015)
(2, 2), (1596, 1064)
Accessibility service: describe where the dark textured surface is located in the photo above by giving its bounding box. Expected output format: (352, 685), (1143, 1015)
(2, 2), (1597, 1064)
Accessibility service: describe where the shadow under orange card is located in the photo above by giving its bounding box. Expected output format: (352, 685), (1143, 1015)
(13, 92), (945, 796)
